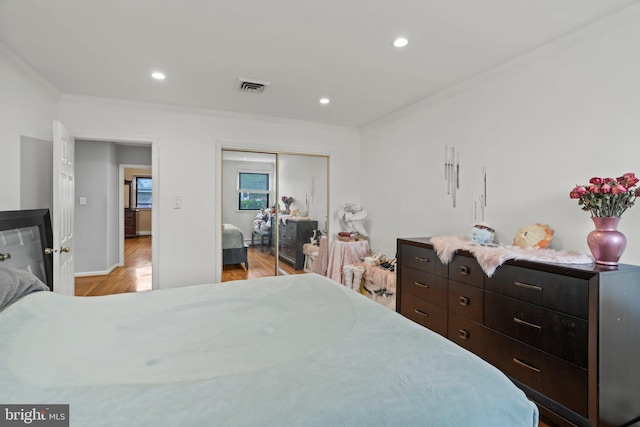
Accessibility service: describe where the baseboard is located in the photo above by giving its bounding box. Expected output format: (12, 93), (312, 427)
(137, 230), (151, 236)
(74, 263), (120, 277)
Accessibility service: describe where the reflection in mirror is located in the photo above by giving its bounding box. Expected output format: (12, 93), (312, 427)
(221, 150), (329, 282)
(276, 154), (328, 276)
(222, 150), (277, 281)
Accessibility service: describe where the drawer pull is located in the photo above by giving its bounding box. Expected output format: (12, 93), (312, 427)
(512, 357), (541, 373)
(513, 317), (542, 330)
(459, 265), (470, 275)
(458, 329), (470, 340)
(414, 281), (430, 289)
(415, 256), (430, 263)
(414, 309), (429, 318)
(459, 296), (470, 306)
(514, 281), (542, 291)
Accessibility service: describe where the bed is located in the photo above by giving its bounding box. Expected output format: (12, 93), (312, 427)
(222, 223), (249, 269)
(1, 211), (538, 426)
(0, 277), (537, 426)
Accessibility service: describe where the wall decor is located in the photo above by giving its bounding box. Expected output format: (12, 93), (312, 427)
(444, 145), (459, 207)
(473, 167), (488, 222)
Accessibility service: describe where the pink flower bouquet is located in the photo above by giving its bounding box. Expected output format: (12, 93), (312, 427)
(570, 173), (640, 217)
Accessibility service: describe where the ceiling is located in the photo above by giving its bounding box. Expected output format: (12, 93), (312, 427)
(1, 0), (638, 127)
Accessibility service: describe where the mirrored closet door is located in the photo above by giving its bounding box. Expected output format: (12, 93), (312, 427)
(221, 149), (328, 281)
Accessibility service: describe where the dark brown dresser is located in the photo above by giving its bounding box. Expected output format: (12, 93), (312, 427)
(278, 219), (317, 270)
(124, 208), (137, 238)
(397, 237), (640, 427)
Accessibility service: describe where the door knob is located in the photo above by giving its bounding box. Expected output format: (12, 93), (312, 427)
(60, 247), (71, 253)
(44, 248), (55, 255)
(0, 253), (11, 261)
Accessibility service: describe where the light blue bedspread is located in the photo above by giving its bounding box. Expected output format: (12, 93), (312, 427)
(222, 223), (244, 249)
(0, 274), (538, 426)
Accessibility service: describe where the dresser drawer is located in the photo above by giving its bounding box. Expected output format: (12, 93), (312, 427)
(284, 223), (297, 240)
(484, 328), (588, 417)
(400, 292), (447, 337)
(448, 255), (484, 288)
(486, 265), (588, 319)
(280, 245), (296, 259)
(448, 281), (483, 323)
(399, 244), (436, 274)
(484, 292), (588, 368)
(280, 227), (296, 244)
(401, 266), (448, 307)
(448, 312), (485, 357)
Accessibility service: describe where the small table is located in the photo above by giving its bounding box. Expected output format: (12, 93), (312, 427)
(326, 239), (370, 284)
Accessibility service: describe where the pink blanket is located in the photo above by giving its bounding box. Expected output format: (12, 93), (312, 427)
(430, 235), (593, 277)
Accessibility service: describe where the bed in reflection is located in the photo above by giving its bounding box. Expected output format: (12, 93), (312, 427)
(222, 223), (248, 269)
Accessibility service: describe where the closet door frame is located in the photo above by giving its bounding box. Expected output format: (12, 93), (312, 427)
(216, 144), (330, 281)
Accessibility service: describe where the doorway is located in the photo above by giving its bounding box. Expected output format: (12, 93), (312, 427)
(220, 149), (329, 281)
(73, 139), (157, 293)
(121, 165), (153, 291)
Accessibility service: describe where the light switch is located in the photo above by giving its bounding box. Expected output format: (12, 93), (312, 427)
(79, 197), (87, 205)
(173, 196), (182, 209)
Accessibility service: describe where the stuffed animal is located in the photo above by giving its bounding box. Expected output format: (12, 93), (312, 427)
(513, 224), (554, 249)
(467, 222), (495, 245)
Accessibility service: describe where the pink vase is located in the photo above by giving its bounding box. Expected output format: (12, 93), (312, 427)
(587, 217), (627, 266)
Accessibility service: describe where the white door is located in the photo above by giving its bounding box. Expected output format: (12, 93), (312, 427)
(53, 121), (75, 296)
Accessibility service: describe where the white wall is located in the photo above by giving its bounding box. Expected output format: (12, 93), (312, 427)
(59, 96), (361, 288)
(20, 136), (53, 212)
(361, 7), (640, 265)
(0, 46), (59, 210)
(278, 154), (328, 229)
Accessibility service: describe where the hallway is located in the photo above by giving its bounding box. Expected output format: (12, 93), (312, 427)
(75, 236), (152, 296)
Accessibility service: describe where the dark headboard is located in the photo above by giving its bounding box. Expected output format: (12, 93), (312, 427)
(0, 209), (53, 290)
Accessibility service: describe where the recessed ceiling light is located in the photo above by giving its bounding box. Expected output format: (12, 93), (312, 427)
(319, 97), (330, 105)
(392, 37), (409, 48)
(151, 71), (165, 80)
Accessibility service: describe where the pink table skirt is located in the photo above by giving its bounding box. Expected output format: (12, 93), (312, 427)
(326, 240), (370, 283)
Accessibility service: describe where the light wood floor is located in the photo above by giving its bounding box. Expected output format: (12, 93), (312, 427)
(75, 236), (152, 296)
(222, 244), (307, 281)
(75, 237), (305, 296)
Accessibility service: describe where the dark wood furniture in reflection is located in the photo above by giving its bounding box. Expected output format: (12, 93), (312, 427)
(278, 219), (317, 270)
(397, 237), (640, 427)
(124, 180), (137, 238)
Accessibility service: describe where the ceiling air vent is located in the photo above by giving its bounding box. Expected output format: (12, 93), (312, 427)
(236, 78), (271, 94)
